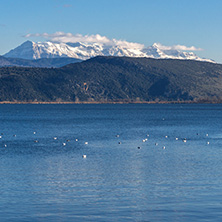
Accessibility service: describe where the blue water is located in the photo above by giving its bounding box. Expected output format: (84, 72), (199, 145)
(0, 104), (222, 221)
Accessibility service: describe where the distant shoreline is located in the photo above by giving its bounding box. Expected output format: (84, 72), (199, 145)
(0, 100), (221, 104)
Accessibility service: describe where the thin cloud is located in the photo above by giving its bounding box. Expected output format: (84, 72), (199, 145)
(24, 32), (202, 51)
(154, 43), (203, 51)
(24, 32), (145, 50)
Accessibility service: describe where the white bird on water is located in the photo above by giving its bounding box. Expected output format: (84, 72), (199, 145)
(82, 155), (87, 158)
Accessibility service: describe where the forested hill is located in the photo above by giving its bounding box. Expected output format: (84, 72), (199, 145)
(0, 56), (222, 103)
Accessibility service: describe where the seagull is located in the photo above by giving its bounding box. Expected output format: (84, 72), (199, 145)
(175, 138), (178, 140)
(82, 155), (87, 158)
(54, 137), (57, 140)
(207, 141), (210, 144)
(63, 143), (66, 146)
(85, 142), (88, 145)
(75, 139), (78, 141)
(163, 146), (166, 149)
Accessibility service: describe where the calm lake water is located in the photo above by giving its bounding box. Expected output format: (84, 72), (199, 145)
(0, 104), (222, 221)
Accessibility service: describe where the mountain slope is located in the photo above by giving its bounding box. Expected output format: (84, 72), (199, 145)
(4, 41), (214, 63)
(0, 56), (221, 103)
(0, 56), (81, 68)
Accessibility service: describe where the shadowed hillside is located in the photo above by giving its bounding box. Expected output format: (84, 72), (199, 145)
(0, 56), (222, 103)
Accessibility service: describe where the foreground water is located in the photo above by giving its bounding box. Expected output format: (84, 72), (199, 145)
(0, 104), (222, 221)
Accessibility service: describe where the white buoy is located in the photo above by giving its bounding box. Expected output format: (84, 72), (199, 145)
(0, 136), (2, 139)
(176, 138), (178, 140)
(33, 132), (36, 134)
(54, 137), (57, 140)
(63, 143), (66, 146)
(165, 136), (168, 138)
(85, 142), (88, 145)
(206, 134), (209, 137)
(163, 146), (166, 149)
(207, 141), (210, 144)
(82, 155), (87, 158)
(4, 144), (7, 147)
(75, 139), (78, 141)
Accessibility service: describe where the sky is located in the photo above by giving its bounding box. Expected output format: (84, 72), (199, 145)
(0, 0), (222, 62)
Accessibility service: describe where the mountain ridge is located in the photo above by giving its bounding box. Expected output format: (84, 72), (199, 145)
(0, 56), (221, 103)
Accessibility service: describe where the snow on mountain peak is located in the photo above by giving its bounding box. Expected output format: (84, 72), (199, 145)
(4, 39), (214, 63)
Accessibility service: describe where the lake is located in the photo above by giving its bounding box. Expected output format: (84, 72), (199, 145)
(0, 104), (222, 221)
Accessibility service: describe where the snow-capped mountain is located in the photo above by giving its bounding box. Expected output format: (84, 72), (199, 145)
(4, 40), (214, 63)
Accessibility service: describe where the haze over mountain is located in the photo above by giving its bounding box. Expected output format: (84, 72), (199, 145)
(0, 56), (81, 68)
(4, 40), (214, 63)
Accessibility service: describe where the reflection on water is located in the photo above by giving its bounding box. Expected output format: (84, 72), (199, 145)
(0, 104), (222, 221)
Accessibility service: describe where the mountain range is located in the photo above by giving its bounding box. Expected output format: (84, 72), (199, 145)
(0, 56), (221, 103)
(3, 40), (214, 63)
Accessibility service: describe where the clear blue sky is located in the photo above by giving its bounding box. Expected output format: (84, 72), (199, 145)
(0, 0), (222, 62)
